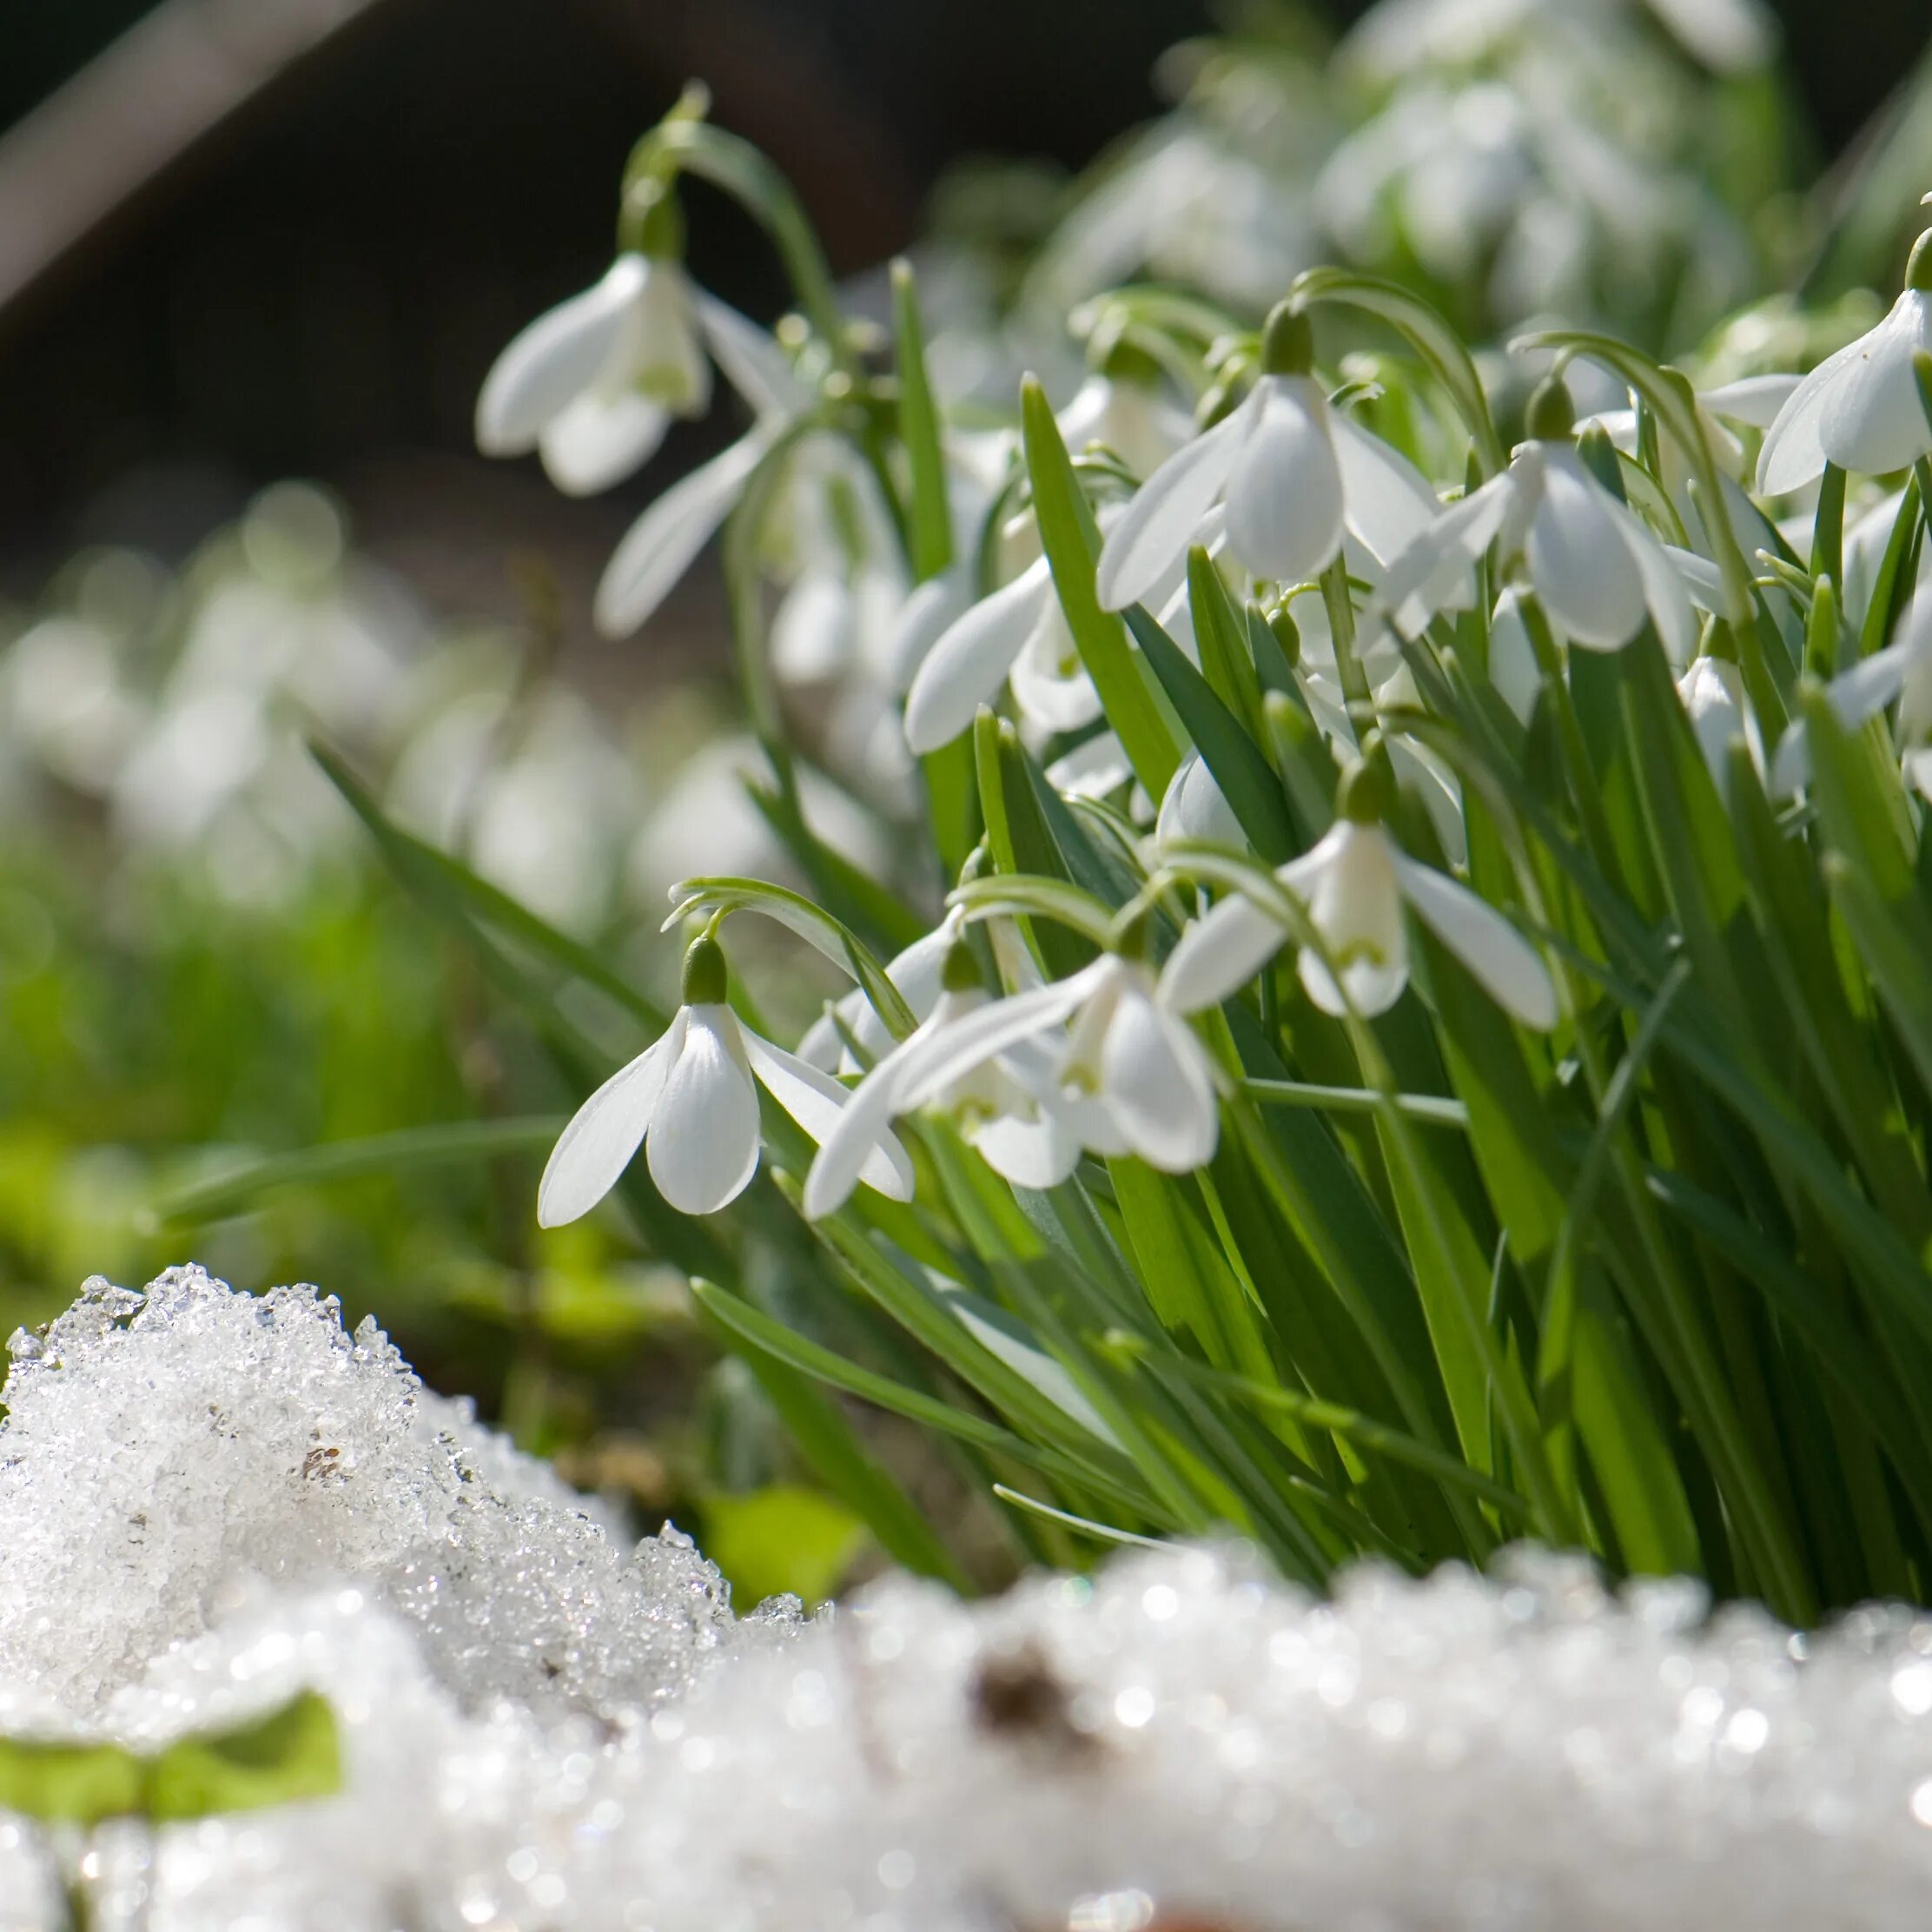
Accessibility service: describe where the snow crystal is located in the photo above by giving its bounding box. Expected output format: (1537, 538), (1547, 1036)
(7, 1267), (1932, 1929)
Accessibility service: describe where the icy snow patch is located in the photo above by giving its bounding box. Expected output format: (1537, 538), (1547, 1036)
(5, 1268), (1932, 1929)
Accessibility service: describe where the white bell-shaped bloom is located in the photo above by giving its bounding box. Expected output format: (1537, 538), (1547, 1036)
(1770, 591), (1932, 797)
(805, 943), (1221, 1216)
(1758, 238), (1932, 496)
(1372, 384), (1695, 662)
(539, 937), (912, 1223)
(476, 255), (772, 497)
(591, 307), (814, 638)
(1152, 747), (1245, 850)
(1677, 656), (1762, 785)
(1161, 789), (1558, 1029)
(797, 913), (965, 1075)
(1056, 369), (1194, 480)
(1096, 306), (1439, 615)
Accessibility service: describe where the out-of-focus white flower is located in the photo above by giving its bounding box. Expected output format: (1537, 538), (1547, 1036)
(805, 941), (1220, 1215)
(1677, 655), (1762, 785)
(1097, 308), (1439, 614)
(1056, 367), (1194, 480)
(1758, 235), (1932, 496)
(1161, 772), (1557, 1028)
(1771, 592), (1932, 799)
(476, 254), (794, 498)
(1152, 748), (1244, 850)
(592, 308), (813, 638)
(539, 935), (912, 1222)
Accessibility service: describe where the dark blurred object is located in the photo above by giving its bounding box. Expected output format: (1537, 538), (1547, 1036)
(0, 0), (1929, 599)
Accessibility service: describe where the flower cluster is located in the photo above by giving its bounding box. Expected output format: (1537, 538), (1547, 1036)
(453, 60), (1932, 1626)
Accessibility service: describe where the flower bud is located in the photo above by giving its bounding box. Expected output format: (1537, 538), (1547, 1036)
(1260, 302), (1315, 378)
(681, 933), (730, 1005)
(1525, 374), (1575, 444)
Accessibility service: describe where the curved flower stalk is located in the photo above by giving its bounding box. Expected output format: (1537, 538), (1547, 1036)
(1370, 375), (1696, 661)
(539, 934), (911, 1222)
(1095, 305), (1439, 612)
(804, 936), (1221, 1218)
(1162, 763), (1557, 1029)
(1757, 231), (1932, 497)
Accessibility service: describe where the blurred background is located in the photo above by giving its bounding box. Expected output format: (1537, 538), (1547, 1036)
(2, 0), (1929, 1604)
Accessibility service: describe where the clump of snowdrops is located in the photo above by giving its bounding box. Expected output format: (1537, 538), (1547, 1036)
(414, 83), (1932, 1627)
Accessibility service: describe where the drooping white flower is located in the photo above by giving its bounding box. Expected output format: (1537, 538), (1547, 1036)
(1757, 235), (1932, 496)
(1770, 591), (1932, 798)
(539, 936), (912, 1222)
(1152, 747), (1244, 850)
(1095, 305), (1439, 613)
(1371, 376), (1696, 661)
(804, 941), (1221, 1217)
(1677, 655), (1763, 785)
(1056, 366), (1194, 480)
(797, 913), (966, 1075)
(476, 253), (782, 498)
(1161, 769), (1558, 1029)
(591, 307), (813, 638)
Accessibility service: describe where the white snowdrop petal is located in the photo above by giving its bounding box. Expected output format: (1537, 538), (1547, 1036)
(1489, 584), (1542, 724)
(967, 1109), (1084, 1188)
(903, 559), (1055, 753)
(536, 1014), (685, 1227)
(803, 972), (1093, 1220)
(1664, 545), (1727, 614)
(594, 433), (771, 637)
(1100, 989), (1220, 1172)
(1817, 293), (1932, 480)
(742, 1032), (914, 1201)
(1391, 851), (1558, 1030)
(769, 573), (855, 685)
(645, 1007), (763, 1214)
(1095, 407), (1246, 612)
(1155, 748), (1245, 849)
(1607, 499), (1699, 665)
(1160, 890), (1290, 1015)
(1825, 638), (1915, 730)
(1009, 611), (1104, 731)
(1701, 374), (1801, 429)
(1046, 731), (1134, 798)
(888, 570), (972, 692)
(1331, 412), (1440, 566)
(474, 255), (649, 455)
(1756, 338), (1862, 495)
(1377, 473), (1513, 638)
(694, 293), (807, 420)
(538, 390), (671, 496)
(1525, 453), (1647, 649)
(1222, 378), (1346, 586)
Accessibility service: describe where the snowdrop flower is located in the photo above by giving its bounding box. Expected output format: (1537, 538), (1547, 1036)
(1056, 353), (1194, 480)
(903, 530), (1128, 753)
(1677, 654), (1762, 786)
(805, 936), (1221, 1216)
(797, 913), (965, 1075)
(1152, 747), (1244, 850)
(1373, 376), (1695, 662)
(592, 305), (813, 638)
(1161, 762), (1557, 1028)
(1757, 232), (1932, 496)
(1771, 591), (1932, 798)
(477, 244), (744, 496)
(1096, 304), (1438, 612)
(539, 935), (912, 1222)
